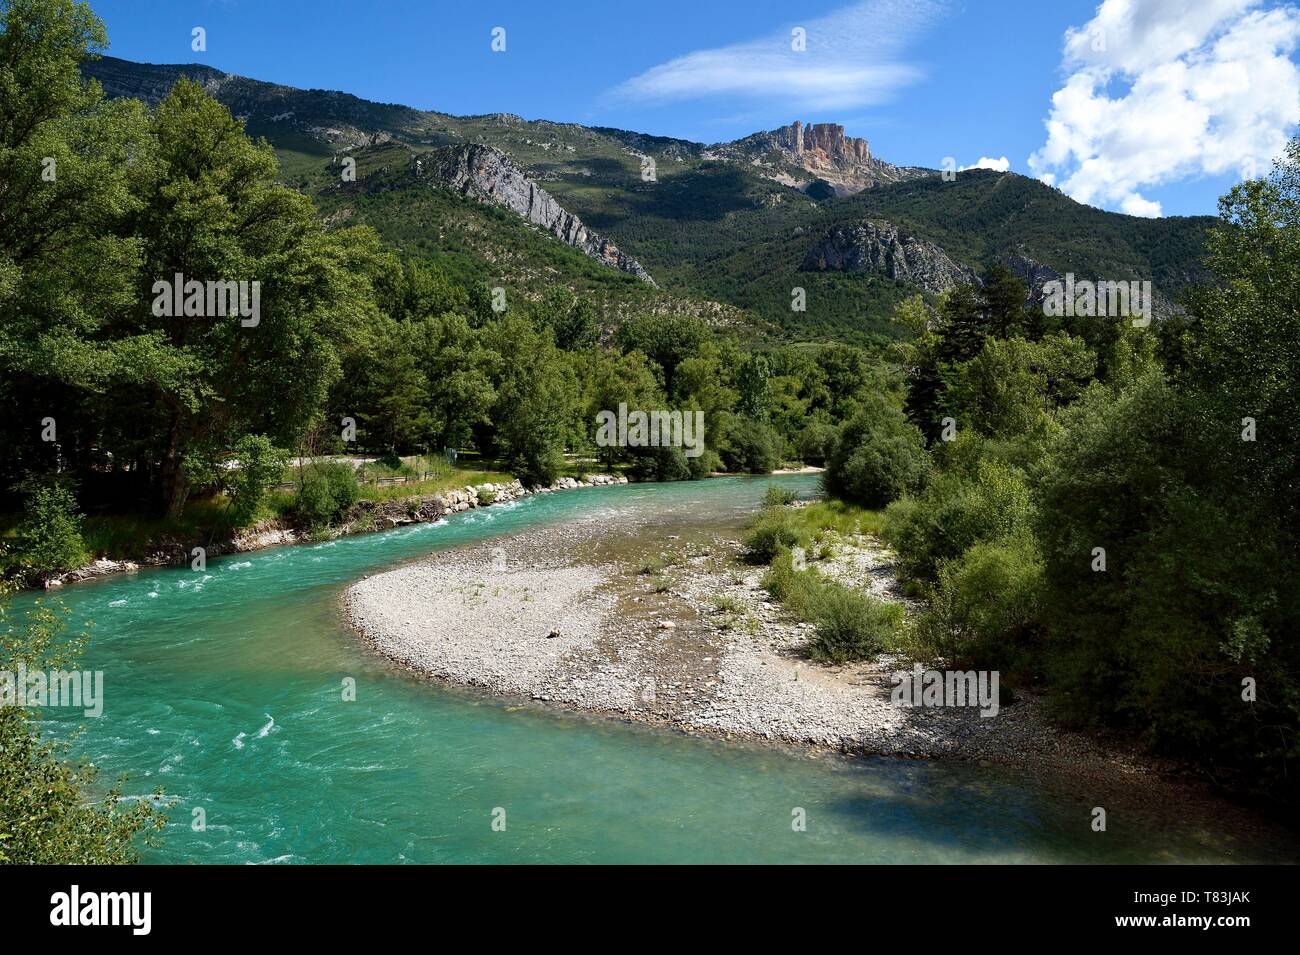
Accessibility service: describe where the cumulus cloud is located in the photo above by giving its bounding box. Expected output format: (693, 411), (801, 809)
(961, 156), (1011, 172)
(607, 0), (945, 113)
(1029, 0), (1300, 217)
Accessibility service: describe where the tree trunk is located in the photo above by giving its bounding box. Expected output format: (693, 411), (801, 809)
(160, 413), (189, 519)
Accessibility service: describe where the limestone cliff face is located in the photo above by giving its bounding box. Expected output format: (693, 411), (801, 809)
(720, 121), (931, 196)
(801, 221), (976, 294)
(778, 121), (872, 164)
(415, 144), (656, 286)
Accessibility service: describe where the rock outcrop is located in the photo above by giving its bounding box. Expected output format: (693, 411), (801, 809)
(801, 221), (976, 294)
(718, 121), (932, 196)
(1003, 253), (1064, 306)
(414, 144), (656, 285)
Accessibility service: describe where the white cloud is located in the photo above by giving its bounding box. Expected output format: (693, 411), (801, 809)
(607, 0), (945, 113)
(961, 156), (1011, 172)
(1029, 0), (1300, 217)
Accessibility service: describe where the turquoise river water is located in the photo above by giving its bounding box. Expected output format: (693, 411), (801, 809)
(14, 475), (1291, 863)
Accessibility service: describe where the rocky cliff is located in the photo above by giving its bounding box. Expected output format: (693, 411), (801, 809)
(719, 121), (932, 196)
(801, 221), (976, 294)
(413, 144), (656, 285)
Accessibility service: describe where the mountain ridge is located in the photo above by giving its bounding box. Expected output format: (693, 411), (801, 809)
(82, 54), (1216, 345)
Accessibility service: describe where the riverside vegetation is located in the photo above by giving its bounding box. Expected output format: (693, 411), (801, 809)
(0, 0), (1296, 863)
(788, 155), (1298, 805)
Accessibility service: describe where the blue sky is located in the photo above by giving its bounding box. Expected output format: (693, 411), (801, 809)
(90, 0), (1300, 217)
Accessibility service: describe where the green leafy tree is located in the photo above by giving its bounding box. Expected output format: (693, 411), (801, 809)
(485, 316), (580, 486)
(225, 435), (288, 525)
(7, 480), (87, 582)
(124, 80), (387, 516)
(615, 314), (705, 399)
(825, 396), (930, 507)
(0, 585), (166, 862)
(535, 286), (600, 351)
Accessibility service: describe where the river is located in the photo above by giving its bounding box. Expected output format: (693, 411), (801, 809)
(15, 475), (1290, 863)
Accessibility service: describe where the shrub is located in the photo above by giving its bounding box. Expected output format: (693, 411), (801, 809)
(511, 444), (566, 488)
(761, 551), (905, 663)
(763, 484), (797, 507)
(884, 459), (1035, 581)
(743, 508), (798, 563)
(809, 586), (905, 664)
(824, 397), (929, 507)
(685, 447), (721, 480)
(629, 445), (691, 482)
(712, 594), (745, 615)
(295, 462), (360, 529)
(8, 482), (88, 582)
(761, 550), (821, 618)
(476, 487), (497, 505)
(0, 587), (166, 862)
(914, 532), (1044, 672)
(226, 435), (288, 526)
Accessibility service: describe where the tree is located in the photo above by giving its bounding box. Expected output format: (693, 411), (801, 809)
(978, 263), (1032, 339)
(0, 584), (166, 862)
(225, 435), (288, 525)
(534, 285), (599, 351)
(584, 348), (663, 468)
(942, 333), (1095, 439)
(124, 80), (387, 516)
(720, 416), (780, 474)
(615, 314), (705, 399)
(825, 396), (930, 507)
(0, 0), (150, 503)
(411, 312), (497, 450)
(485, 316), (580, 486)
(6, 480), (87, 582)
(736, 352), (772, 420)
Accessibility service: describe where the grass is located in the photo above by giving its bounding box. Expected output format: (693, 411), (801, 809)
(354, 468), (511, 502)
(743, 498), (884, 565)
(637, 553), (676, 576)
(746, 499), (903, 665)
(761, 550), (905, 664)
(712, 594), (746, 615)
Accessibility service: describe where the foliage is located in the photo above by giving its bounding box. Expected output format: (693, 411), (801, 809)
(295, 461), (359, 529)
(5, 480), (87, 581)
(0, 583), (166, 862)
(721, 416), (781, 474)
(743, 507), (798, 563)
(884, 458), (1035, 582)
(225, 435), (288, 525)
(808, 584), (905, 665)
(760, 550), (904, 663)
(762, 484), (797, 507)
(913, 532), (1043, 672)
(824, 396), (930, 507)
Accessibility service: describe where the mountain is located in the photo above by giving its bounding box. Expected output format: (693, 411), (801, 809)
(412, 144), (656, 285)
(83, 55), (1217, 345)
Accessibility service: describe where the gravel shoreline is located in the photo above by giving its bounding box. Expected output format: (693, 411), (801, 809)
(343, 503), (1153, 783)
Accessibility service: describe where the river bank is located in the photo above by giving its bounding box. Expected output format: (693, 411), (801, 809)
(43, 473), (629, 589)
(343, 494), (1179, 788)
(28, 472), (1293, 863)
